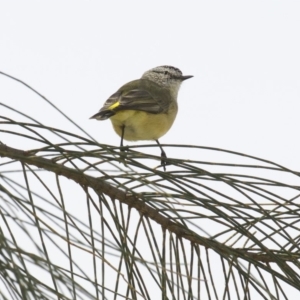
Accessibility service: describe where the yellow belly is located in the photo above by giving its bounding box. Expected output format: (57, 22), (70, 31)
(110, 109), (177, 141)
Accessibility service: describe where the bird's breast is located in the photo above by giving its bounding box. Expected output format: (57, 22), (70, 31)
(110, 108), (177, 141)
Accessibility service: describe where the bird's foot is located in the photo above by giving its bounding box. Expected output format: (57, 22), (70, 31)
(161, 151), (169, 171)
(118, 146), (129, 166)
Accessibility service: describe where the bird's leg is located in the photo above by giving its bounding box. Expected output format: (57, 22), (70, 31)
(156, 140), (167, 171)
(120, 125), (125, 151)
(119, 125), (128, 165)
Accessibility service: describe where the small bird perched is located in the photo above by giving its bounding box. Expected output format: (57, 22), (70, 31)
(90, 65), (193, 170)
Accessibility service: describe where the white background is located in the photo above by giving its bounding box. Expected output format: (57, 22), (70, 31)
(1, 1), (299, 170)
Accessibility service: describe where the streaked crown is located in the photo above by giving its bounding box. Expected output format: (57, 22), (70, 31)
(142, 65), (185, 82)
(141, 65), (193, 96)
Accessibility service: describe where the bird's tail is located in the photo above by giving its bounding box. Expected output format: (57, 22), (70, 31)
(89, 110), (115, 120)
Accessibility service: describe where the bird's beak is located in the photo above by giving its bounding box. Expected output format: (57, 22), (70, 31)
(181, 75), (193, 81)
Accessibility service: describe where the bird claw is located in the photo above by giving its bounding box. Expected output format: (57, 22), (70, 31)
(160, 151), (168, 171)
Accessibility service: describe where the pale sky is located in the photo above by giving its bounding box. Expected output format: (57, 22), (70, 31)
(1, 1), (300, 299)
(1, 1), (300, 169)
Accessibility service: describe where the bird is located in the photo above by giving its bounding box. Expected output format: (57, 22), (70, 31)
(90, 65), (193, 170)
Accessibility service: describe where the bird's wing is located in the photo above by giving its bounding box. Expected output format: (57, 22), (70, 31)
(113, 88), (165, 113)
(90, 80), (170, 120)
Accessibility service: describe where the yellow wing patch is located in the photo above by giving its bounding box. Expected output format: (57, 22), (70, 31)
(108, 101), (120, 110)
